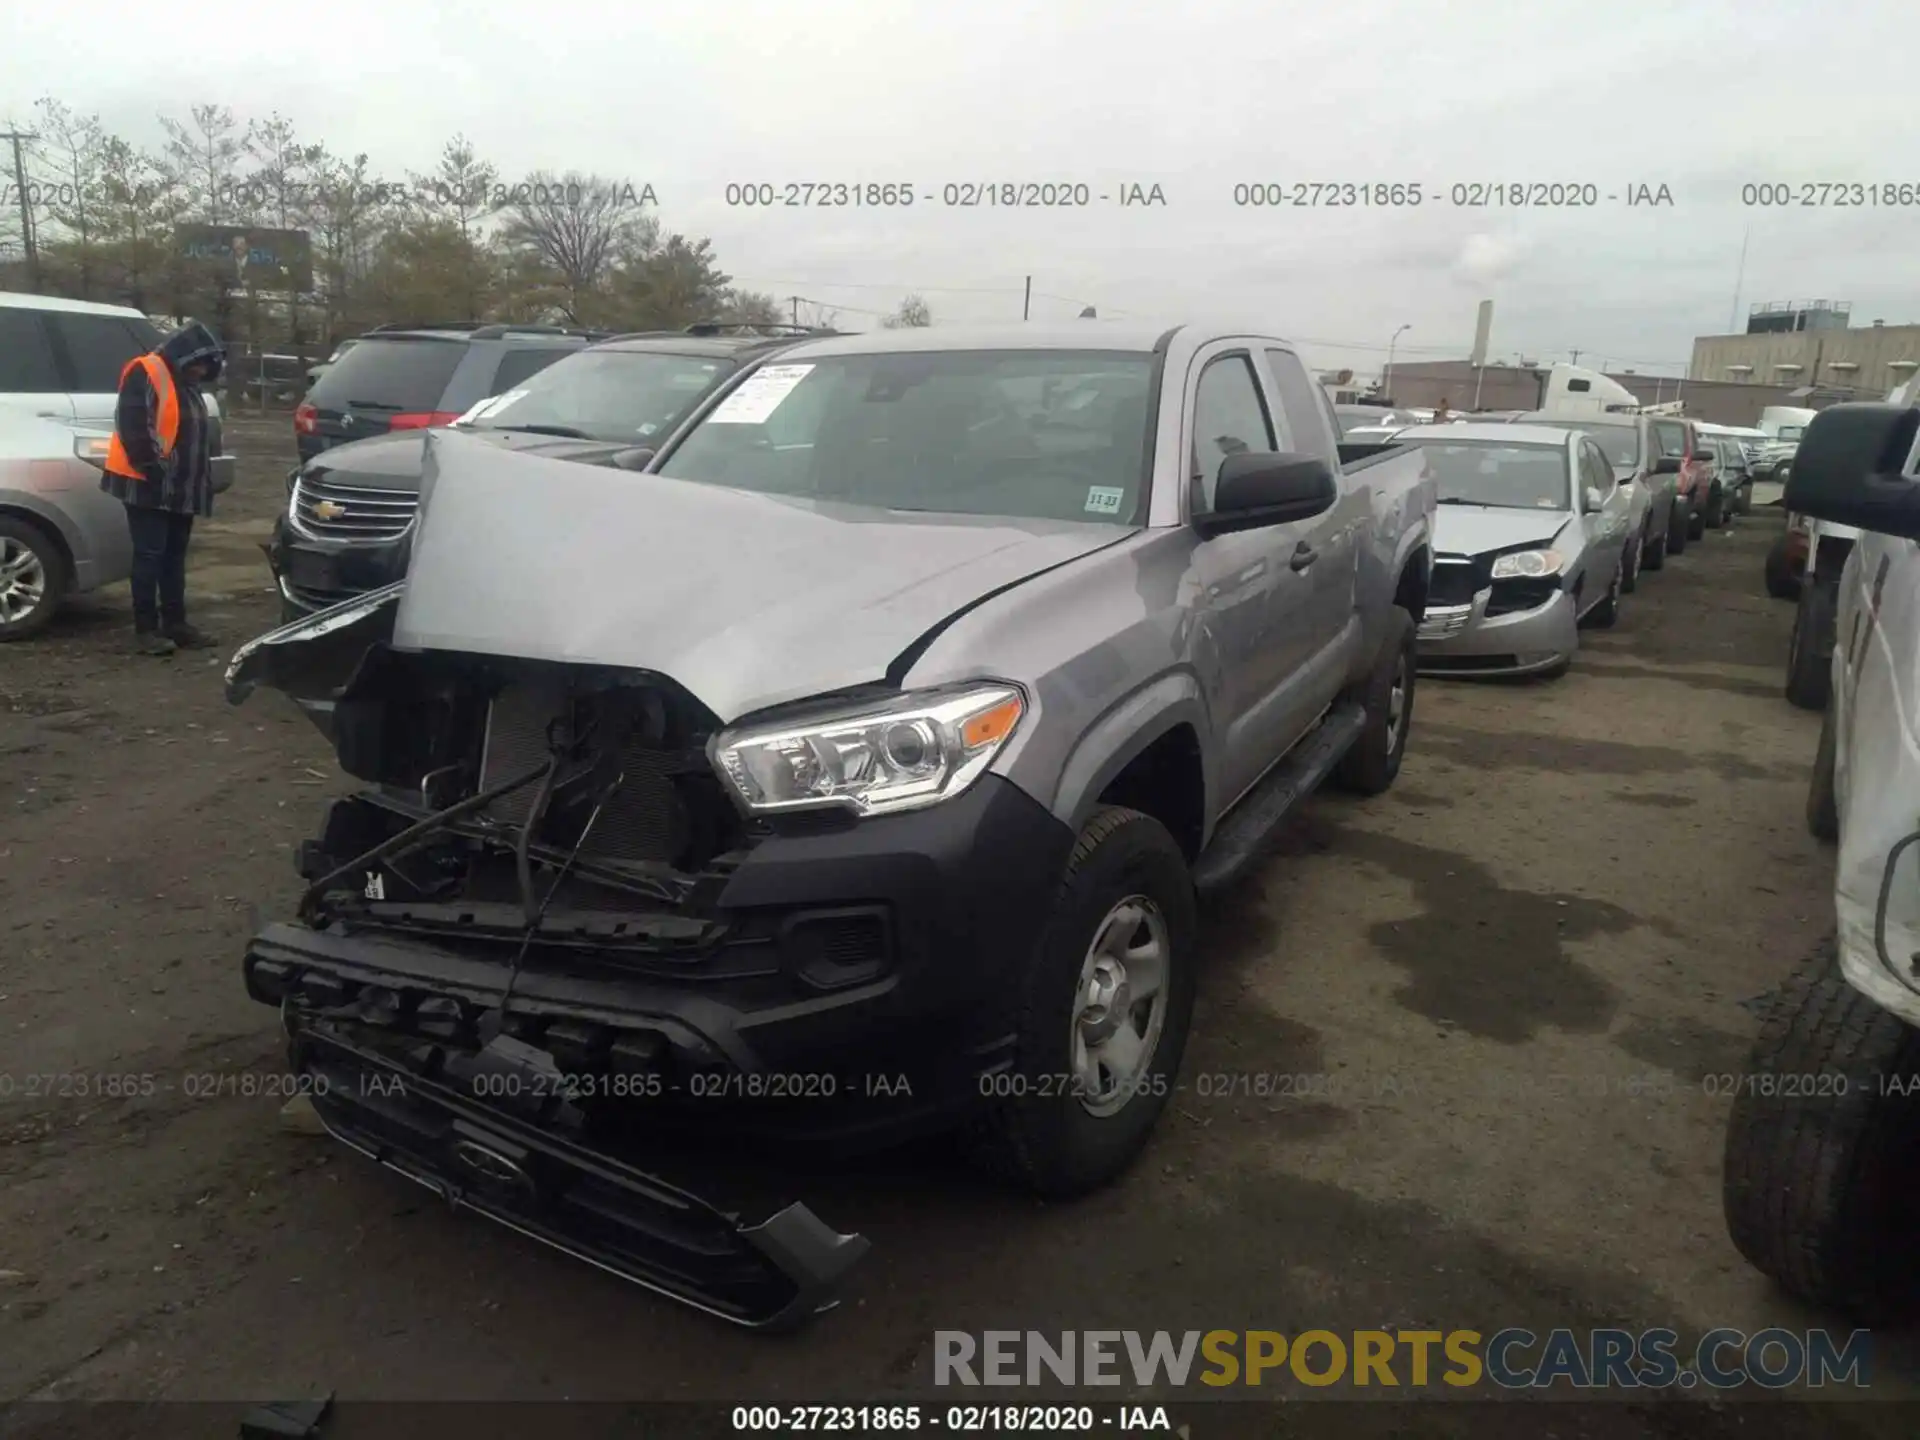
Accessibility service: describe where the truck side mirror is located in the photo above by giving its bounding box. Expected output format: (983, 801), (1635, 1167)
(1783, 403), (1920, 540)
(1195, 452), (1336, 537)
(1651, 456), (1681, 475)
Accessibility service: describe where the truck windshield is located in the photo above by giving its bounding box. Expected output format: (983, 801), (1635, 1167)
(1407, 440), (1571, 510)
(657, 350), (1156, 525)
(466, 349), (730, 443)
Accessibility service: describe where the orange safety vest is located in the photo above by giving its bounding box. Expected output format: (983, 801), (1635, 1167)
(102, 353), (180, 481)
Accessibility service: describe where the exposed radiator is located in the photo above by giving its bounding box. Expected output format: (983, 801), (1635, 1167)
(478, 684), (685, 865)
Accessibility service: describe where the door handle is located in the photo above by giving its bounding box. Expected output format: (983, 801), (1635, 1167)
(1290, 542), (1318, 572)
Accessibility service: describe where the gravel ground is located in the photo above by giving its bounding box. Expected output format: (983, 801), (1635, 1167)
(0, 418), (1907, 1436)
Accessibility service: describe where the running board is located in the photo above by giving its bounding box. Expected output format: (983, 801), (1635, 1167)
(1191, 702), (1368, 895)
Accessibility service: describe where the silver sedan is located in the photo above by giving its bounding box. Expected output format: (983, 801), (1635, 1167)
(1392, 423), (1637, 678)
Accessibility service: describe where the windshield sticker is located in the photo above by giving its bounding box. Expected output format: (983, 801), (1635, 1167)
(636, 422), (659, 436)
(457, 390), (527, 425)
(1084, 486), (1125, 516)
(707, 364), (815, 424)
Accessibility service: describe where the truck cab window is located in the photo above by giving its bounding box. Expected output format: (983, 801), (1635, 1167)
(1191, 355), (1277, 510)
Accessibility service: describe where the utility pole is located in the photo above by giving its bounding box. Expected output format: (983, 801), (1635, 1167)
(789, 295), (800, 326)
(1569, 349), (1581, 366)
(1, 129), (39, 290)
(1728, 224), (1750, 334)
(1023, 275), (1031, 321)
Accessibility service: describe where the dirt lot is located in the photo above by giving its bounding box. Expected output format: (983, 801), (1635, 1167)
(0, 420), (1906, 1433)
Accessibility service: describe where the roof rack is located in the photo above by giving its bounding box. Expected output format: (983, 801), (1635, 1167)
(366, 321), (486, 333)
(466, 323), (612, 340)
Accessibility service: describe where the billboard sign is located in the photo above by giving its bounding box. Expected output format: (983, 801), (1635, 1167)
(176, 224), (313, 292)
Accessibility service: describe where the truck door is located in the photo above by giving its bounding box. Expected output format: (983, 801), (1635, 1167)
(1184, 347), (1321, 809)
(1262, 346), (1359, 707)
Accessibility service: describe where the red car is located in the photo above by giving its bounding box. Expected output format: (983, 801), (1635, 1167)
(1649, 416), (1717, 550)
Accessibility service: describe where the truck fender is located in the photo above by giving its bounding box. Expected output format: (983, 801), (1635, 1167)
(1050, 671), (1211, 840)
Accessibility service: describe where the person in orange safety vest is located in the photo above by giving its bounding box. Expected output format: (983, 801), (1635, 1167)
(99, 320), (225, 655)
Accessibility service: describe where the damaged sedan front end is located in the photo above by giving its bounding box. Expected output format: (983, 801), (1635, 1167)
(225, 429), (1104, 1327)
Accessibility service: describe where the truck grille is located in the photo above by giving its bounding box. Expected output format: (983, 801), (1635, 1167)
(291, 475), (418, 542)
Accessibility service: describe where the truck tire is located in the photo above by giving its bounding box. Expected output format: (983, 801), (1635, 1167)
(1693, 486), (1719, 537)
(969, 806), (1197, 1198)
(1722, 938), (1920, 1323)
(1807, 703), (1839, 842)
(1333, 606), (1415, 796)
(1667, 502), (1689, 555)
(1642, 520), (1667, 572)
(1786, 579), (1835, 712)
(0, 516), (69, 642)
(1764, 533), (1801, 600)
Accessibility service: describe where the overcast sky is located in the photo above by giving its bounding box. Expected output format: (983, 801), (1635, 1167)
(5, 0), (1914, 378)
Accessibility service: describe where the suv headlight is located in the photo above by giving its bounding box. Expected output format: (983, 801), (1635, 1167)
(1490, 549), (1566, 580)
(712, 684), (1026, 817)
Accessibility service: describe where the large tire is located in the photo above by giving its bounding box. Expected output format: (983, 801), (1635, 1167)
(1808, 703), (1839, 842)
(1786, 578), (1836, 711)
(0, 515), (69, 642)
(1642, 521), (1667, 572)
(969, 806), (1197, 1198)
(1764, 533), (1801, 601)
(1333, 607), (1415, 796)
(1722, 939), (1920, 1322)
(1693, 486), (1719, 537)
(1668, 501), (1690, 555)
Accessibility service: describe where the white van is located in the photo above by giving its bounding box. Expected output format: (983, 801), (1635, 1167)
(0, 291), (226, 429)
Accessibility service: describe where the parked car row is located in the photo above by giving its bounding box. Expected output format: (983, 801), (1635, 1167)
(0, 290), (237, 640)
(1327, 406), (1733, 680)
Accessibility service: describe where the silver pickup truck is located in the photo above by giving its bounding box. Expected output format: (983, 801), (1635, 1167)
(224, 323), (1437, 1328)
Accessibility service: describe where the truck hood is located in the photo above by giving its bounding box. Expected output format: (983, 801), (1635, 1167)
(389, 428), (1130, 721)
(1433, 504), (1571, 557)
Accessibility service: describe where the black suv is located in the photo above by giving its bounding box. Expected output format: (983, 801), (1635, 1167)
(271, 326), (832, 617)
(293, 323), (614, 462)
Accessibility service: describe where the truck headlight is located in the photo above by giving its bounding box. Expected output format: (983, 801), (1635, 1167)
(712, 684), (1026, 817)
(1490, 549), (1566, 580)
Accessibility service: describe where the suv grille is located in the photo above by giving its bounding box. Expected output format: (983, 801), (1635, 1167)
(291, 475), (419, 542)
(1429, 558), (1486, 607)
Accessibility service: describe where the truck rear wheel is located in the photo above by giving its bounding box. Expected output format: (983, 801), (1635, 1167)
(1333, 607), (1415, 796)
(1667, 502), (1689, 555)
(969, 806), (1197, 1198)
(1642, 521), (1666, 572)
(1764, 533), (1801, 600)
(1786, 579), (1835, 711)
(1722, 939), (1920, 1322)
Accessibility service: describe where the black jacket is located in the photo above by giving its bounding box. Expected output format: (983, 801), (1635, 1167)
(100, 321), (225, 517)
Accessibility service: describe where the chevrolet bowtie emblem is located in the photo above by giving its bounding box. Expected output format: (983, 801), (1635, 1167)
(312, 500), (347, 521)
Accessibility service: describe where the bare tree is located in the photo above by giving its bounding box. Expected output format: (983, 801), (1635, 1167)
(881, 293), (933, 328)
(409, 134), (499, 241)
(27, 99), (111, 297)
(91, 135), (187, 311)
(719, 289), (786, 327)
(497, 171), (653, 322)
(243, 112), (322, 230)
(160, 103), (244, 223)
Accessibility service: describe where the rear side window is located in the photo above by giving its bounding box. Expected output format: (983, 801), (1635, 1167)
(490, 347), (573, 393)
(52, 313), (154, 392)
(307, 338), (467, 411)
(0, 310), (63, 392)
(1265, 348), (1339, 469)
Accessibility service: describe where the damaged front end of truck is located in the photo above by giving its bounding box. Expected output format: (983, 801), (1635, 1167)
(224, 430), (1117, 1327)
(228, 583), (876, 1328)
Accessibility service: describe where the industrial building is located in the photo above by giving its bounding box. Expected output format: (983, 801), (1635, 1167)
(1687, 301), (1920, 401)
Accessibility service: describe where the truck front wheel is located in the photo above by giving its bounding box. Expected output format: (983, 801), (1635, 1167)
(970, 806), (1197, 1198)
(1786, 579), (1836, 711)
(1722, 939), (1920, 1322)
(1333, 607), (1416, 796)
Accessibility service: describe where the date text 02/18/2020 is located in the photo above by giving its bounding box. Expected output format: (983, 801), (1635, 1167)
(1229, 181), (1675, 207)
(721, 182), (1167, 208)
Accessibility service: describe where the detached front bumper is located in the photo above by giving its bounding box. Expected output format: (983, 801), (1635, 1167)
(287, 1011), (869, 1329)
(1415, 588), (1577, 676)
